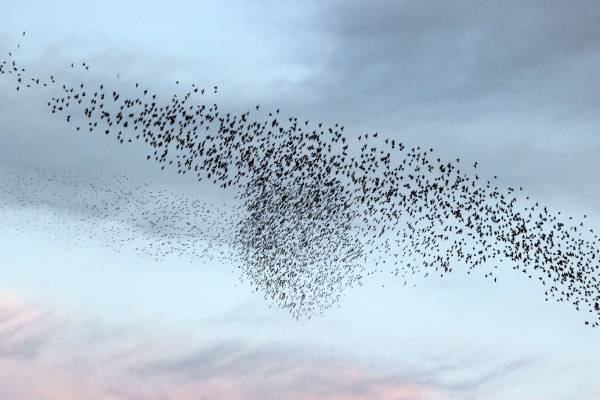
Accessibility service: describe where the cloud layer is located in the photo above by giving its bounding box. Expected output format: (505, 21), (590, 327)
(0, 292), (530, 400)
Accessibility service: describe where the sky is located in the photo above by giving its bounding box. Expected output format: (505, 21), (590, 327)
(1, 0), (600, 399)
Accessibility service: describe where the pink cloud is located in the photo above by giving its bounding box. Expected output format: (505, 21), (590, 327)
(0, 293), (517, 400)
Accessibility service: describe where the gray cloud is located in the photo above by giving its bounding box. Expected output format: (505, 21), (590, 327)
(305, 0), (600, 113)
(139, 342), (532, 397)
(3, 0), (600, 209)
(297, 0), (600, 210)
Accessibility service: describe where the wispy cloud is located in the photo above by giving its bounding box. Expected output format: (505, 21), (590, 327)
(0, 292), (530, 400)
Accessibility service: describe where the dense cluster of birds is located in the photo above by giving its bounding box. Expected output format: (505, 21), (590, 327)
(2, 34), (600, 325)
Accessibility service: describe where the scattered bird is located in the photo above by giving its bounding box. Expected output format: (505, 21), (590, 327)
(0, 166), (236, 264)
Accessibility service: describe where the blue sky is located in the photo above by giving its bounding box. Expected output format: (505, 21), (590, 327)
(1, 1), (600, 398)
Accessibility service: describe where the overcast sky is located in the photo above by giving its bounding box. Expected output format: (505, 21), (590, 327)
(1, 1), (600, 399)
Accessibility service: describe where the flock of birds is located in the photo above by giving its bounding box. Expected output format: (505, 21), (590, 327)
(2, 33), (600, 325)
